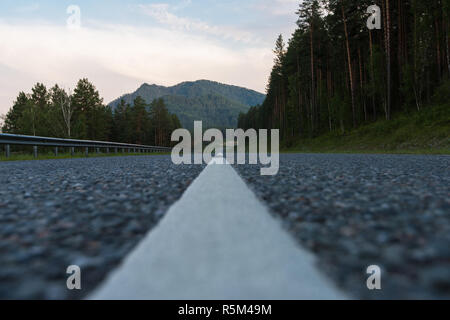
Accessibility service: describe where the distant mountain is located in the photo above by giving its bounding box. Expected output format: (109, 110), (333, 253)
(108, 80), (265, 130)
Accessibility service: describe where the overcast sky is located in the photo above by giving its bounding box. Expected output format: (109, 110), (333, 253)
(0, 0), (300, 115)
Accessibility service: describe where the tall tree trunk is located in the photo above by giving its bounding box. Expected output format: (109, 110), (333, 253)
(369, 30), (376, 120)
(385, 0), (391, 120)
(328, 89), (332, 131)
(447, 20), (450, 75)
(296, 51), (303, 136)
(435, 17), (442, 80)
(341, 1), (356, 127)
(397, 0), (405, 85)
(327, 61), (333, 131)
(413, 7), (421, 111)
(358, 46), (367, 122)
(309, 23), (315, 135)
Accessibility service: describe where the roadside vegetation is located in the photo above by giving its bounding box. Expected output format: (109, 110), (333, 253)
(238, 0), (450, 155)
(282, 102), (450, 154)
(1, 79), (181, 148)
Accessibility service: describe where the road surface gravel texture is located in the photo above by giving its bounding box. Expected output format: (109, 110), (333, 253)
(1, 153), (449, 299)
(0, 156), (204, 299)
(233, 153), (450, 299)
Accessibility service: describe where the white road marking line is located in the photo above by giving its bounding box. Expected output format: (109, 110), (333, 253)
(90, 157), (347, 300)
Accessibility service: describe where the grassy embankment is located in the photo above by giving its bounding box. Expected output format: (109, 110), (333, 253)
(283, 102), (450, 155)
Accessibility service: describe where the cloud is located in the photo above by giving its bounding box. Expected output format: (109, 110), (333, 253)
(254, 0), (300, 16)
(138, 3), (260, 44)
(173, 0), (192, 11)
(15, 3), (40, 13)
(0, 20), (273, 115)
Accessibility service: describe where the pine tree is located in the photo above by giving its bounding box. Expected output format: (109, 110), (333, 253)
(2, 92), (30, 134)
(130, 96), (150, 144)
(150, 98), (172, 146)
(72, 78), (111, 140)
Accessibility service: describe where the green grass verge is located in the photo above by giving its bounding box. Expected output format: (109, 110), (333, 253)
(0, 152), (170, 162)
(283, 103), (450, 155)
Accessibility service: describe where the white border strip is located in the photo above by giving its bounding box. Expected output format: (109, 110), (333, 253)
(91, 158), (346, 300)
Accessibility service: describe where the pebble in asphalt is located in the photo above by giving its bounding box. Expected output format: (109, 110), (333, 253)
(0, 155), (204, 299)
(233, 153), (450, 299)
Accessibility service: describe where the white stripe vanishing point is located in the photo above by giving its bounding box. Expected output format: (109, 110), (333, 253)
(90, 157), (346, 300)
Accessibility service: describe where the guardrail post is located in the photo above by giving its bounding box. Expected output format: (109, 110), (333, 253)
(85, 147), (89, 157)
(96, 148), (100, 154)
(106, 147), (109, 154)
(71, 147), (75, 156)
(114, 147), (118, 154)
(33, 146), (38, 158)
(5, 144), (10, 158)
(54, 147), (58, 157)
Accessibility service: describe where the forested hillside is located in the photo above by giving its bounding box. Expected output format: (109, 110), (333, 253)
(109, 80), (265, 130)
(162, 94), (250, 130)
(2, 79), (181, 147)
(238, 0), (450, 149)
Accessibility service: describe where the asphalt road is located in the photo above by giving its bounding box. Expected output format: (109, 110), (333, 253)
(0, 156), (204, 299)
(1, 153), (449, 299)
(91, 158), (345, 300)
(234, 153), (450, 299)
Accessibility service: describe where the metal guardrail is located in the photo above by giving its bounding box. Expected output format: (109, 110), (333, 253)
(0, 133), (171, 158)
